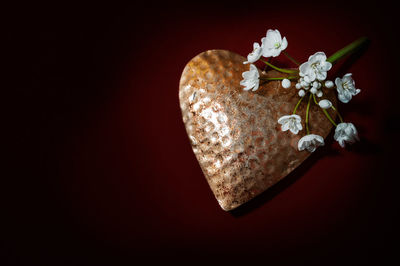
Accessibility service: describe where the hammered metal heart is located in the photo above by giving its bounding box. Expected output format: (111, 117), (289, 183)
(179, 50), (336, 211)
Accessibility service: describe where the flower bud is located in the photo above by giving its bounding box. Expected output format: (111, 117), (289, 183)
(310, 87), (317, 94)
(325, 80), (334, 88)
(295, 83), (302, 89)
(298, 89), (306, 97)
(281, 79), (291, 88)
(318, 99), (332, 109)
(316, 90), (323, 97)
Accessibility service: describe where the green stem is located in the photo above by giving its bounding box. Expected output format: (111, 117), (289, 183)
(331, 105), (344, 123)
(292, 96), (304, 114)
(283, 51), (300, 66)
(260, 76), (298, 81)
(260, 59), (298, 74)
(305, 93), (312, 134)
(327, 37), (369, 64)
(313, 94), (337, 126)
(263, 58), (270, 72)
(322, 109), (337, 127)
(312, 93), (318, 105)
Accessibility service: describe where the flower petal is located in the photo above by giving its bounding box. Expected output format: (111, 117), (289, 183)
(278, 115), (290, 124)
(338, 93), (350, 103)
(299, 62), (310, 76)
(281, 37), (288, 50)
(289, 127), (299, 135)
(313, 52), (327, 62)
(252, 82), (259, 91)
(281, 122), (290, 131)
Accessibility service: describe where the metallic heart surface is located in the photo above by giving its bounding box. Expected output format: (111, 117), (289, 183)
(179, 50), (336, 211)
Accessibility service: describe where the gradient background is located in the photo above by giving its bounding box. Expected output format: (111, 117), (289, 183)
(4, 1), (399, 265)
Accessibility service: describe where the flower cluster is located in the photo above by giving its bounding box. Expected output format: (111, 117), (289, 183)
(240, 29), (364, 152)
(243, 29), (287, 64)
(241, 29), (289, 91)
(295, 52), (332, 98)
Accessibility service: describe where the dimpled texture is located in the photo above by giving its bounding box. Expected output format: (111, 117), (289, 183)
(179, 50), (336, 211)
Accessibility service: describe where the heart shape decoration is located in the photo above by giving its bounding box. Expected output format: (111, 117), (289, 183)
(179, 50), (337, 211)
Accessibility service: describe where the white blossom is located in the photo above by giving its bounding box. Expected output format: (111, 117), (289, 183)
(282, 79), (291, 88)
(278, 114), (303, 134)
(325, 80), (334, 88)
(240, 64), (260, 91)
(316, 90), (323, 97)
(261, 29), (288, 58)
(335, 73), (360, 103)
(298, 89), (306, 97)
(298, 134), (325, 152)
(299, 52), (332, 82)
(334, 122), (359, 148)
(244, 42), (263, 64)
(318, 99), (332, 109)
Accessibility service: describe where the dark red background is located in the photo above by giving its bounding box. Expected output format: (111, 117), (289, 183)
(4, 1), (399, 265)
